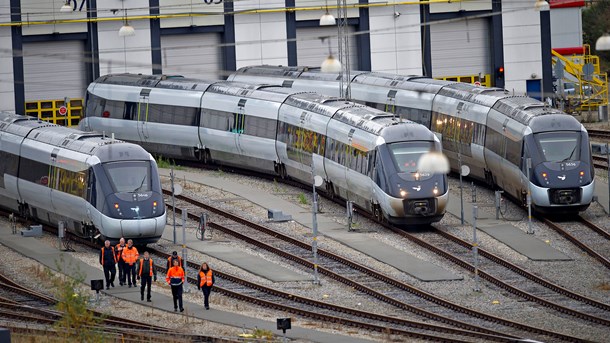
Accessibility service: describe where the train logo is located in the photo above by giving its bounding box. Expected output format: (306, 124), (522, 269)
(558, 175), (566, 181)
(131, 206), (140, 216)
(412, 185), (421, 192)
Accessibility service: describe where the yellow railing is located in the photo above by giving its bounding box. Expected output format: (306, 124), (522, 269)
(435, 74), (492, 87)
(25, 99), (83, 127)
(551, 44), (608, 111)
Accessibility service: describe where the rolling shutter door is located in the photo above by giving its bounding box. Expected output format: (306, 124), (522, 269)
(23, 41), (86, 101)
(430, 18), (491, 77)
(296, 26), (358, 70)
(161, 33), (222, 80)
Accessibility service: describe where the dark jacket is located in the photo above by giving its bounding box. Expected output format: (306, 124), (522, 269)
(100, 246), (116, 266)
(137, 258), (157, 278)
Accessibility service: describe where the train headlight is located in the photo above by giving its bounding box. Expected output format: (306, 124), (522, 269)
(433, 187), (439, 195)
(400, 189), (407, 197)
(542, 172), (547, 178)
(153, 201), (157, 207)
(114, 203), (119, 209)
(579, 171), (584, 177)
(414, 173), (420, 181)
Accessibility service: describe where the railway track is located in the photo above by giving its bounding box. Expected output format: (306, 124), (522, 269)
(592, 154), (608, 170)
(541, 216), (610, 270)
(404, 228), (610, 323)
(587, 129), (610, 141)
(164, 189), (588, 342)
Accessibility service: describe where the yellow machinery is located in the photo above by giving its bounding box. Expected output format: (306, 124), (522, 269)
(552, 44), (608, 112)
(435, 74), (492, 87)
(25, 98), (83, 127)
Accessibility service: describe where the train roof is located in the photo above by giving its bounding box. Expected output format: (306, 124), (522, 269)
(0, 112), (150, 161)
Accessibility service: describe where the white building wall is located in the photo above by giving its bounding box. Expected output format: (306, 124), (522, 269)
(368, 3), (422, 75)
(551, 8), (582, 48)
(234, 0), (287, 68)
(0, 26), (14, 112)
(97, 0), (152, 75)
(502, 0), (542, 94)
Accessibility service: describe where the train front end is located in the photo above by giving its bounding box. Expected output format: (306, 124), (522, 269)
(525, 115), (594, 213)
(91, 144), (166, 244)
(375, 125), (448, 226)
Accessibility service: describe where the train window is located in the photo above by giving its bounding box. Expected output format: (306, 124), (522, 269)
(147, 104), (164, 123)
(86, 93), (105, 117)
(201, 109), (231, 131)
(534, 131), (580, 162)
(18, 157), (50, 186)
(244, 116), (276, 139)
(0, 151), (18, 188)
(103, 100), (125, 119)
(388, 141), (434, 173)
(505, 138), (522, 166)
(485, 128), (505, 157)
(231, 113), (245, 133)
(103, 161), (151, 193)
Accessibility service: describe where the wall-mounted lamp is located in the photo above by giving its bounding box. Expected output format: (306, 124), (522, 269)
(534, 0), (550, 11)
(596, 33), (610, 51)
(60, 0), (72, 12)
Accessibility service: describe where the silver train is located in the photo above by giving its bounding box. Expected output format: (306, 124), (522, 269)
(0, 113), (166, 244)
(79, 74), (448, 225)
(229, 66), (595, 213)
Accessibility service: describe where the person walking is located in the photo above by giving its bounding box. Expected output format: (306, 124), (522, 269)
(197, 262), (215, 310)
(99, 240), (117, 290)
(166, 251), (183, 270)
(122, 239), (139, 288)
(115, 238), (127, 286)
(166, 259), (185, 312)
(136, 251), (157, 302)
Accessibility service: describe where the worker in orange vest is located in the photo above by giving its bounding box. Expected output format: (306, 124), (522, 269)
(115, 238), (126, 286)
(197, 262), (215, 310)
(121, 239), (139, 288)
(136, 251), (157, 302)
(166, 251), (183, 270)
(99, 240), (117, 290)
(166, 258), (185, 312)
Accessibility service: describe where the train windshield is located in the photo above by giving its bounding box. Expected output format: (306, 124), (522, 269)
(103, 161), (152, 193)
(389, 141), (434, 173)
(534, 131), (581, 162)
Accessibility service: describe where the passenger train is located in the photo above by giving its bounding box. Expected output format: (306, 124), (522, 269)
(228, 66), (595, 213)
(80, 74), (448, 225)
(0, 112), (166, 244)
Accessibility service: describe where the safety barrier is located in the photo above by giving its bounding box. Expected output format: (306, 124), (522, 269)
(25, 98), (83, 127)
(435, 74), (492, 87)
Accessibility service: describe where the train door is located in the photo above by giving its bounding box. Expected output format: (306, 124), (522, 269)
(385, 90), (397, 118)
(136, 89), (151, 142)
(232, 100), (246, 156)
(345, 130), (357, 202)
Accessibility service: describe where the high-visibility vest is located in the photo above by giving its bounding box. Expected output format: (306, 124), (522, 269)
(115, 244), (126, 261)
(139, 258), (154, 276)
(199, 269), (213, 287)
(167, 255), (183, 268)
(101, 247), (117, 264)
(122, 246), (139, 265)
(166, 266), (185, 285)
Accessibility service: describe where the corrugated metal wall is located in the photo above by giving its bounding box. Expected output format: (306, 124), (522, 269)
(296, 26), (358, 70)
(430, 18), (491, 77)
(161, 33), (223, 80)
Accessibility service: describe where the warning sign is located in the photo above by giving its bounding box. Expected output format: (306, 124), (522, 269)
(474, 81), (481, 86)
(58, 106), (67, 116)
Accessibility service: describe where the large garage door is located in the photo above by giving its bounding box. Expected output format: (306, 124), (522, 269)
(161, 33), (222, 80)
(296, 26), (358, 70)
(23, 40), (86, 101)
(430, 18), (491, 77)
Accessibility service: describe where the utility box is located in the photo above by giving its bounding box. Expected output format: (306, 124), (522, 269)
(21, 224), (42, 237)
(268, 209), (292, 222)
(599, 105), (608, 121)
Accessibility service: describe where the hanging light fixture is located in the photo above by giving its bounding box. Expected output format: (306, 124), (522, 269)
(319, 0), (336, 26)
(118, 10), (135, 37)
(320, 37), (341, 73)
(60, 0), (72, 13)
(534, 0), (550, 11)
(596, 33), (610, 51)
